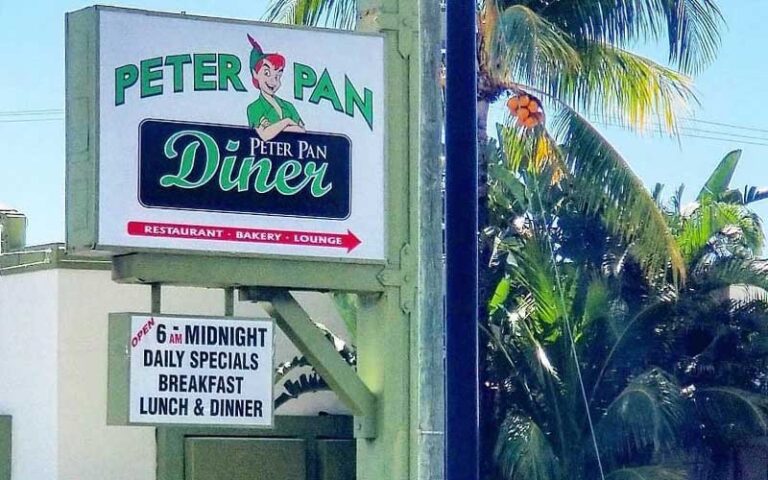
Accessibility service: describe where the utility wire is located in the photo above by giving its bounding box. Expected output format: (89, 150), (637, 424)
(597, 115), (768, 140)
(530, 178), (607, 480)
(0, 117), (63, 124)
(0, 109), (64, 116)
(593, 121), (768, 148)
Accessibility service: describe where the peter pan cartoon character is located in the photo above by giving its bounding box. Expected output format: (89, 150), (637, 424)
(246, 34), (306, 141)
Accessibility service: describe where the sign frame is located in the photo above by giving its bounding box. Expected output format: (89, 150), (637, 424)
(65, 5), (387, 266)
(107, 312), (276, 428)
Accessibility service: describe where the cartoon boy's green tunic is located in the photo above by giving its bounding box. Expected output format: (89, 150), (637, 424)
(247, 95), (303, 128)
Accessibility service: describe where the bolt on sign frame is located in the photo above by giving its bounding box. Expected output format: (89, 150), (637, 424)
(65, 2), (443, 480)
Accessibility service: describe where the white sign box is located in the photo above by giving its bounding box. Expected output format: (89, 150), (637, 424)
(66, 6), (385, 261)
(109, 313), (274, 427)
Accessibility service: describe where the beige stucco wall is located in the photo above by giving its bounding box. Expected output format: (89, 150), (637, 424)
(2, 266), (350, 480)
(0, 270), (59, 480)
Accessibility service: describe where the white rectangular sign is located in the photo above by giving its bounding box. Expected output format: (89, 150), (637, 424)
(128, 315), (274, 426)
(67, 6), (385, 261)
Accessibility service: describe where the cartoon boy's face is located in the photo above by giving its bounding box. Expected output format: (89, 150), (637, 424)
(253, 59), (283, 96)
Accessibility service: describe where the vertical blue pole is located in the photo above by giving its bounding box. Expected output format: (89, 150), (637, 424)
(445, 0), (479, 478)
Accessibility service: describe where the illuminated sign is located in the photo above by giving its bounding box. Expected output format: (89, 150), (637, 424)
(66, 6), (384, 260)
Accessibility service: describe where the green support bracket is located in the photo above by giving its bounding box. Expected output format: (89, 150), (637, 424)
(0, 416), (10, 480)
(112, 253), (386, 293)
(248, 289), (377, 438)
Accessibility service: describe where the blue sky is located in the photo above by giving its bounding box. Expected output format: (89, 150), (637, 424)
(1, 1), (767, 245)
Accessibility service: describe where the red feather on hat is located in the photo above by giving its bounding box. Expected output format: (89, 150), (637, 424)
(247, 34), (263, 52)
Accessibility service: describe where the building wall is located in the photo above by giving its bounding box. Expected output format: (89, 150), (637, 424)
(0, 270), (59, 480)
(56, 269), (156, 480)
(1, 267), (351, 480)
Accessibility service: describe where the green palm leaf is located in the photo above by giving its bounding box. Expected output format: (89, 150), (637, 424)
(676, 201), (764, 262)
(486, 4), (581, 87)
(588, 300), (673, 405)
(693, 257), (768, 293)
(557, 43), (696, 131)
(539, 0), (723, 74)
(494, 413), (560, 480)
(662, 0), (724, 74)
(697, 149), (742, 201)
(553, 109), (686, 283)
(509, 237), (566, 330)
(596, 369), (684, 463)
(264, 0), (356, 28)
(605, 465), (687, 480)
(695, 387), (768, 440)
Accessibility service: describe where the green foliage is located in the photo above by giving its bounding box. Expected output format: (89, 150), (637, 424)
(494, 414), (560, 480)
(264, 0), (355, 29)
(532, 0), (723, 74)
(596, 370), (684, 464)
(489, 277), (511, 315)
(694, 387), (768, 441)
(484, 141), (768, 479)
(555, 43), (695, 131)
(487, 4), (581, 91)
(697, 150), (742, 202)
(274, 319), (356, 410)
(330, 292), (359, 339)
(604, 466), (687, 480)
(553, 109), (686, 283)
(674, 200), (764, 262)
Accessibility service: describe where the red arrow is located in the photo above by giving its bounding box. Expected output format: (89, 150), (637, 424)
(341, 230), (362, 252)
(127, 221), (363, 253)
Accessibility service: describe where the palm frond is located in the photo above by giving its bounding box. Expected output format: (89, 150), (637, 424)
(498, 121), (568, 182)
(693, 257), (768, 294)
(596, 369), (684, 463)
(697, 150), (742, 202)
(263, 0), (356, 29)
(676, 201), (764, 263)
(695, 387), (768, 441)
(553, 109), (686, 283)
(494, 413), (560, 480)
(275, 354), (312, 382)
(509, 237), (566, 333)
(539, 0), (723, 74)
(589, 300), (672, 405)
(605, 465), (687, 480)
(662, 0), (724, 74)
(275, 372), (330, 409)
(745, 186), (768, 205)
(559, 43), (695, 131)
(486, 5), (581, 87)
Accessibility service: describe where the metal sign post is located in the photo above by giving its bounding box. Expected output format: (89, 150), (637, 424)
(445, 0), (480, 478)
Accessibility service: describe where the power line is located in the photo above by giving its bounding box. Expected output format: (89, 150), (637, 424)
(683, 117), (768, 135)
(0, 117), (63, 124)
(0, 109), (64, 117)
(599, 116), (768, 141)
(593, 120), (768, 148)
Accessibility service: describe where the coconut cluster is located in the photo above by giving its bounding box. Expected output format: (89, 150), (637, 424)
(506, 94), (544, 129)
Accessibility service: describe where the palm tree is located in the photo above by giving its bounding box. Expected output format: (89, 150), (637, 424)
(264, 0), (723, 285)
(485, 137), (691, 479)
(652, 152), (768, 478)
(483, 150), (768, 479)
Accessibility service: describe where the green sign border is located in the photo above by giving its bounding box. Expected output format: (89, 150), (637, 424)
(65, 6), (388, 271)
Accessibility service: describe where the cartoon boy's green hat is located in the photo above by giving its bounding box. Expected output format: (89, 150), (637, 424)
(247, 34), (267, 73)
